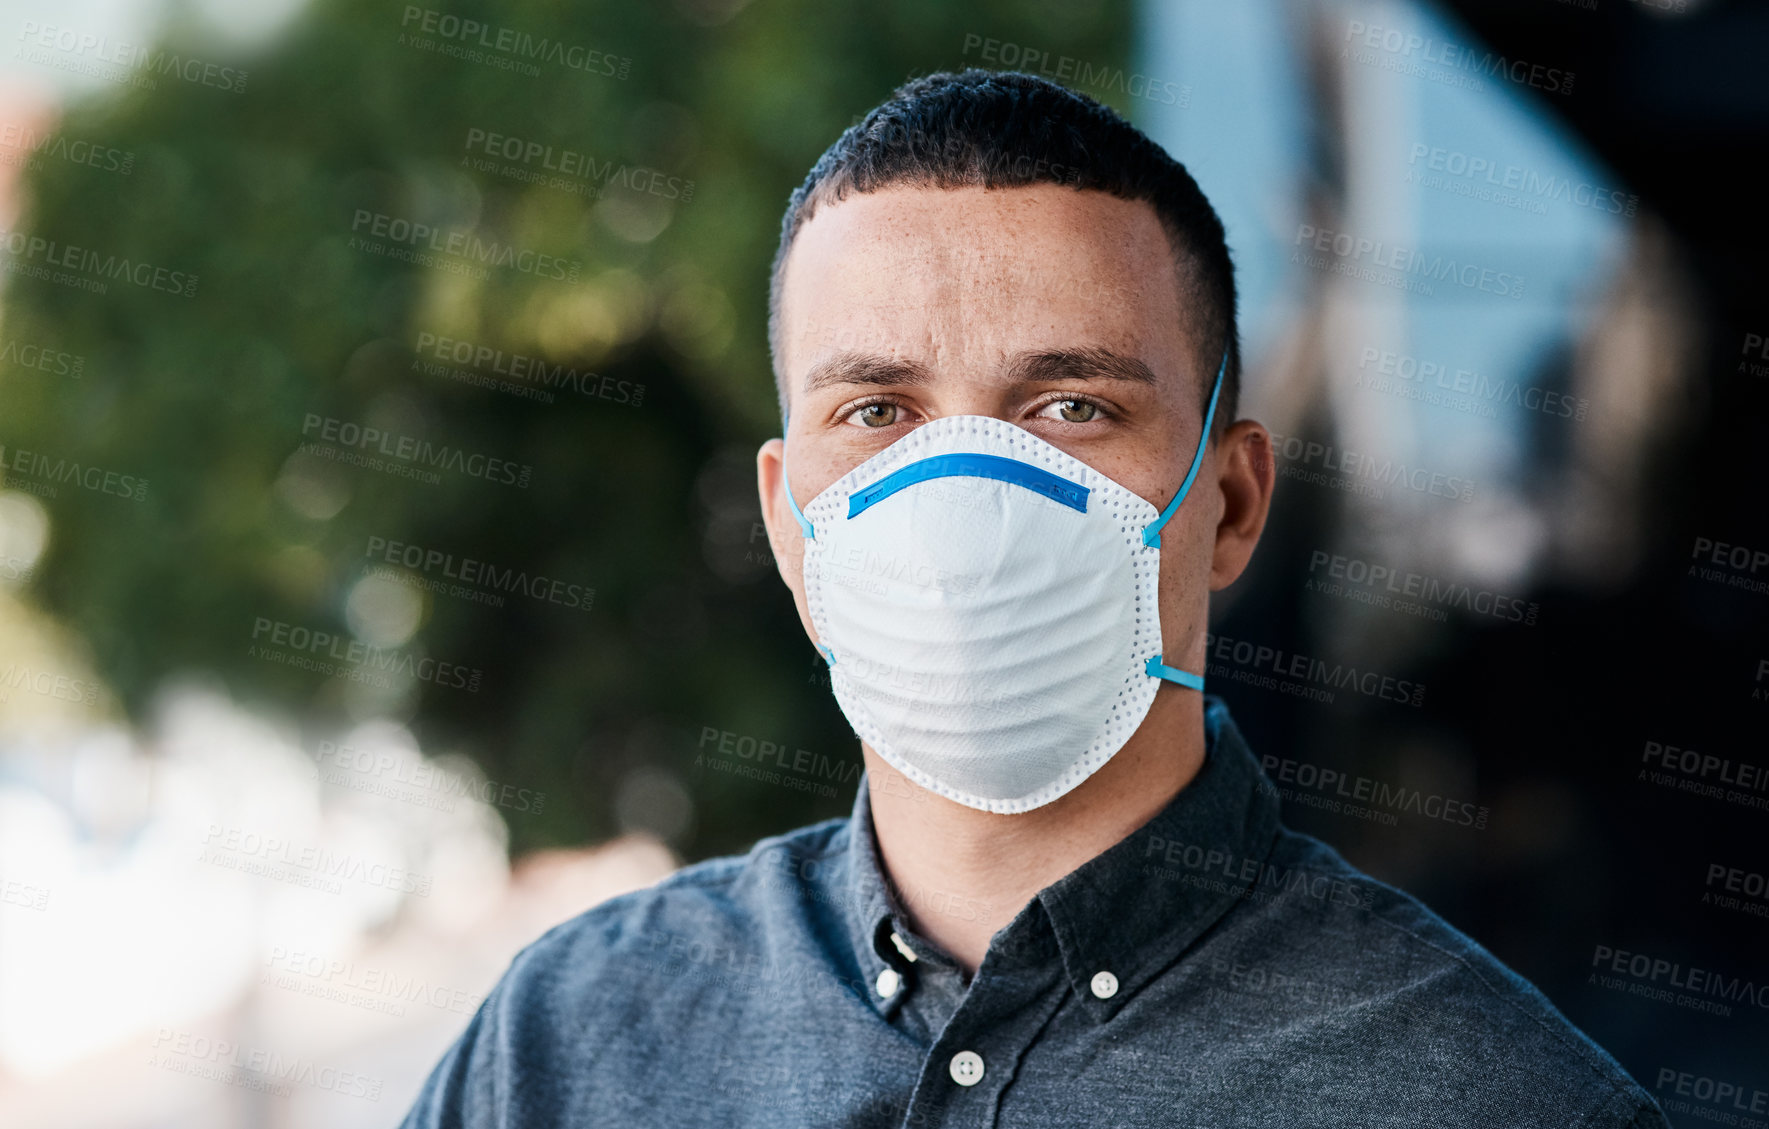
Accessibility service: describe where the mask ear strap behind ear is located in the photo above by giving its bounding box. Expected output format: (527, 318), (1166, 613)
(1142, 348), (1228, 549)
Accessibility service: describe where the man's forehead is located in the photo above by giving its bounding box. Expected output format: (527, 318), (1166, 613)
(778, 186), (1184, 375)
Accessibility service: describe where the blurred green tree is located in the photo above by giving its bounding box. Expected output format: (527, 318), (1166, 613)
(0, 0), (1130, 859)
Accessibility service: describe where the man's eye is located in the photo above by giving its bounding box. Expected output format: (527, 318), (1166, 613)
(1039, 399), (1100, 423)
(846, 403), (900, 428)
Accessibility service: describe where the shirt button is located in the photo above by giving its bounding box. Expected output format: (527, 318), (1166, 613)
(876, 968), (901, 998)
(890, 931), (918, 963)
(949, 1050), (985, 1087)
(1090, 971), (1119, 999)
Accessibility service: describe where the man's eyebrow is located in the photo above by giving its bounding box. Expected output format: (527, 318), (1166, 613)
(1005, 348), (1159, 386)
(802, 352), (934, 395)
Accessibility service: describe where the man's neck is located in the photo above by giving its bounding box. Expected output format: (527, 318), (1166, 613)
(861, 687), (1206, 977)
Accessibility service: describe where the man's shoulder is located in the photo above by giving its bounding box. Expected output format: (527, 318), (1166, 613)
(395, 817), (864, 1126)
(1221, 826), (1665, 1125)
(496, 814), (853, 998)
(1258, 828), (1571, 1024)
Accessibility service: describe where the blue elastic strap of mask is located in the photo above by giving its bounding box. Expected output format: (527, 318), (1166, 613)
(781, 413), (827, 660)
(1145, 654), (1205, 691)
(1142, 347), (1230, 693)
(1142, 348), (1228, 550)
(782, 451), (816, 539)
(780, 406), (817, 539)
(784, 415), (832, 664)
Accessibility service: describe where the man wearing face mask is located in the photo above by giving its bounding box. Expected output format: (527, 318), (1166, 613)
(401, 70), (1666, 1128)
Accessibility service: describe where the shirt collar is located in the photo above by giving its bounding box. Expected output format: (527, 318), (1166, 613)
(1038, 695), (1281, 1021)
(840, 695), (1281, 1021)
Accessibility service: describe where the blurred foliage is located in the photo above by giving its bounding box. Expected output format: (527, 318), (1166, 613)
(0, 0), (1130, 859)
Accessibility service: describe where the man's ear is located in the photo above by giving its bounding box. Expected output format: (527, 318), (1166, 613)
(1210, 420), (1276, 590)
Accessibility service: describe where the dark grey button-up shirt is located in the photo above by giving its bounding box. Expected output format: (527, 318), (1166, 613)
(400, 697), (1667, 1127)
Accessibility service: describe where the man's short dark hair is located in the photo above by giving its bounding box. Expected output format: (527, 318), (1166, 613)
(768, 68), (1241, 436)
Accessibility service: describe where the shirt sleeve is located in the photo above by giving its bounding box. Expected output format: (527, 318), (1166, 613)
(394, 886), (680, 1128)
(397, 970), (513, 1129)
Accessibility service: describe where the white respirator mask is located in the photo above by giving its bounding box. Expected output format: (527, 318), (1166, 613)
(781, 351), (1226, 814)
